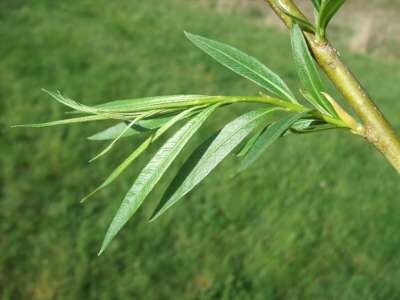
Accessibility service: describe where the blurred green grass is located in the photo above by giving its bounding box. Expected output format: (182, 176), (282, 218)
(1, 0), (400, 299)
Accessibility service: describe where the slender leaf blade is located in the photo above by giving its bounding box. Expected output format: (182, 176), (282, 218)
(99, 105), (219, 255)
(96, 95), (210, 112)
(88, 122), (142, 141)
(81, 108), (199, 202)
(236, 126), (266, 157)
(13, 115), (107, 128)
(150, 108), (278, 221)
(89, 117), (142, 162)
(185, 32), (297, 103)
(319, 0), (346, 31)
(289, 118), (335, 134)
(290, 25), (335, 115)
(239, 112), (307, 172)
(282, 9), (315, 33)
(88, 111), (201, 141)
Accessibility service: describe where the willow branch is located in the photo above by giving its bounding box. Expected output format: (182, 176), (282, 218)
(264, 0), (400, 173)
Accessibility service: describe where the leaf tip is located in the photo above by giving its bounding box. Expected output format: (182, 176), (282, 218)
(148, 212), (160, 223)
(41, 88), (55, 98)
(89, 151), (104, 164)
(184, 31), (196, 41)
(98, 235), (112, 256)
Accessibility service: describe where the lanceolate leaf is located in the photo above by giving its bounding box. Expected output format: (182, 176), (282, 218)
(96, 95), (211, 113)
(88, 122), (142, 141)
(99, 105), (219, 255)
(88, 111), (200, 141)
(89, 117), (142, 162)
(185, 32), (297, 103)
(239, 112), (307, 172)
(290, 25), (335, 116)
(150, 108), (278, 221)
(237, 127), (266, 158)
(319, 0), (346, 32)
(290, 118), (335, 133)
(13, 115), (107, 128)
(89, 111), (163, 162)
(282, 9), (316, 33)
(81, 108), (199, 202)
(291, 118), (323, 132)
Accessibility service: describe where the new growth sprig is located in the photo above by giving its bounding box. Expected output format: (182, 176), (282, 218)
(21, 0), (395, 255)
(280, 0), (345, 41)
(268, 0), (400, 171)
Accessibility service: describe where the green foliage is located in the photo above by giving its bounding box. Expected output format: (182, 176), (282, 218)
(3, 0), (400, 298)
(318, 0), (346, 37)
(312, 0), (346, 39)
(282, 1), (346, 40)
(95, 94), (210, 112)
(88, 115), (186, 141)
(281, 8), (316, 33)
(185, 32), (297, 103)
(18, 11), (355, 252)
(239, 112), (308, 172)
(99, 104), (219, 254)
(88, 122), (146, 141)
(150, 108), (279, 222)
(290, 24), (336, 116)
(81, 108), (200, 202)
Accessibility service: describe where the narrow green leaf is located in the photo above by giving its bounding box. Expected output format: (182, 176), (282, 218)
(88, 122), (142, 141)
(291, 118), (322, 131)
(12, 115), (107, 128)
(289, 117), (337, 134)
(290, 25), (335, 115)
(81, 107), (201, 203)
(185, 32), (297, 103)
(150, 108), (277, 221)
(89, 117), (142, 163)
(96, 95), (210, 113)
(98, 105), (219, 255)
(282, 9), (316, 33)
(150, 133), (219, 221)
(89, 111), (164, 162)
(236, 127), (266, 158)
(319, 0), (345, 33)
(88, 111), (201, 141)
(239, 112), (307, 172)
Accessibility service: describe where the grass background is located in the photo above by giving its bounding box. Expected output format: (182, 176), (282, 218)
(1, 0), (400, 299)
